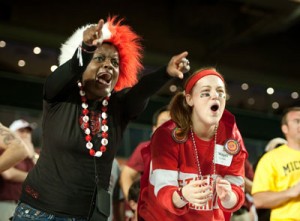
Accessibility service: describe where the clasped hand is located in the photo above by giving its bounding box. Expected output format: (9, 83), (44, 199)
(181, 179), (213, 207)
(182, 177), (234, 206)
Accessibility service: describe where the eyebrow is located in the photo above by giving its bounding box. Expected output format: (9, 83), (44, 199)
(199, 85), (224, 89)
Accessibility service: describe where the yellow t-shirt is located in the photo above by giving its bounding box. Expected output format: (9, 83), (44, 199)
(252, 145), (300, 220)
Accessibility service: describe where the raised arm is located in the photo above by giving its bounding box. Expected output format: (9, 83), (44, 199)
(122, 51), (190, 119)
(44, 22), (100, 101)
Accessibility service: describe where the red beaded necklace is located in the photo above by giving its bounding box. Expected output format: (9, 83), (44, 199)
(78, 81), (110, 157)
(190, 125), (217, 179)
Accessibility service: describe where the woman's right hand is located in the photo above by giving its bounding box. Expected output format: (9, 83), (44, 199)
(83, 19), (105, 46)
(180, 179), (213, 207)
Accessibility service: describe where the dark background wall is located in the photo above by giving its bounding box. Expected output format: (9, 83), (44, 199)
(1, 0), (299, 164)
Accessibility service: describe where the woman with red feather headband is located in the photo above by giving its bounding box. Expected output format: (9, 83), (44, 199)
(138, 68), (248, 220)
(12, 16), (190, 221)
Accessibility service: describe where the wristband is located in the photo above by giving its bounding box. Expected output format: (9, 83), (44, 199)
(176, 187), (189, 203)
(79, 45), (96, 54)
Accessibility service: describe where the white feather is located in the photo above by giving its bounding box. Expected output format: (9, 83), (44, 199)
(58, 23), (112, 66)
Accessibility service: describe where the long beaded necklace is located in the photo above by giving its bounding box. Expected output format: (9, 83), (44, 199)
(190, 125), (217, 179)
(78, 81), (110, 157)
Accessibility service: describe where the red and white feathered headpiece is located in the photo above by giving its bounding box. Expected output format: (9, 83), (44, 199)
(59, 16), (143, 91)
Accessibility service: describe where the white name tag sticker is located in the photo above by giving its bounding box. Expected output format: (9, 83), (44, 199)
(214, 144), (233, 166)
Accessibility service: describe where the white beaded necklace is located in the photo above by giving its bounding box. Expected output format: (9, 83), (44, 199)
(190, 125), (217, 179)
(78, 81), (110, 157)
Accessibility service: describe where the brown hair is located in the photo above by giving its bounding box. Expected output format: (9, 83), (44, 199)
(281, 106), (300, 125)
(169, 91), (192, 139)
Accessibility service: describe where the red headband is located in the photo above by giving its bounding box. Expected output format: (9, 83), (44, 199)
(185, 69), (224, 94)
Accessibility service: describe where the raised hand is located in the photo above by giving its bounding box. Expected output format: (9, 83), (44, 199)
(166, 51), (190, 79)
(83, 19), (105, 46)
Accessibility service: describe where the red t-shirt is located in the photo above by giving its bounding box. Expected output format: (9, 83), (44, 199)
(126, 141), (150, 173)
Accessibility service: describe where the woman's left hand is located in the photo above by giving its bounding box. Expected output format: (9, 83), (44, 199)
(166, 51), (190, 79)
(216, 177), (232, 202)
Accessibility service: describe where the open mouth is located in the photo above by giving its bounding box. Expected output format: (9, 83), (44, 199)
(96, 73), (112, 85)
(211, 104), (219, 112)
